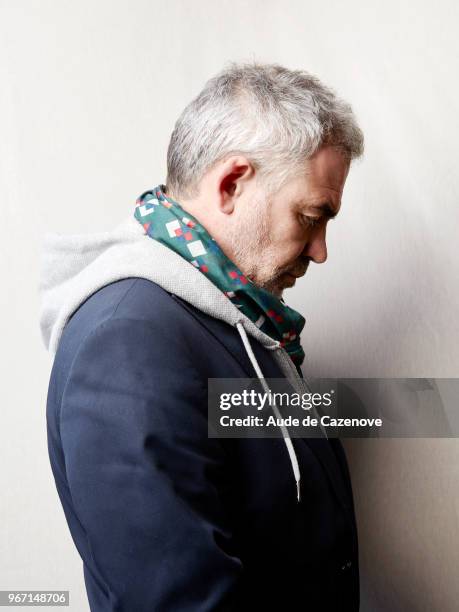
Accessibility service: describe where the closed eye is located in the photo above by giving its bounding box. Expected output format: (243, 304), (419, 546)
(301, 214), (322, 229)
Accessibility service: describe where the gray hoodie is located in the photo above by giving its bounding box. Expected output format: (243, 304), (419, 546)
(38, 212), (320, 501)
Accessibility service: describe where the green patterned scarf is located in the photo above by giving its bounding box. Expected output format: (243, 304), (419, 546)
(134, 184), (306, 366)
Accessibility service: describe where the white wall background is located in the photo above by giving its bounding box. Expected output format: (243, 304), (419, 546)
(1, 1), (458, 610)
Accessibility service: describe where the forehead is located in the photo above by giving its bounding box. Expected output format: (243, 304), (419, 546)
(309, 146), (349, 184)
(293, 146), (350, 206)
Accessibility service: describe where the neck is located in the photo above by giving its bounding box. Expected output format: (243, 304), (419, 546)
(163, 184), (249, 287)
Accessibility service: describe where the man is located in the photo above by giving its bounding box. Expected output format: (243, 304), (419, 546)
(39, 61), (364, 611)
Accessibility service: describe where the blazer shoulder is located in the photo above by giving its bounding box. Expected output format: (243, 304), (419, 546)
(57, 278), (189, 361)
(70, 277), (182, 330)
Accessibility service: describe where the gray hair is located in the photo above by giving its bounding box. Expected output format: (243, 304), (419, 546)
(166, 61), (364, 199)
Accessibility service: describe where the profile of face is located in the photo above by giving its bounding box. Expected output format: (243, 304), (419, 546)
(221, 146), (351, 297)
(170, 145), (351, 299)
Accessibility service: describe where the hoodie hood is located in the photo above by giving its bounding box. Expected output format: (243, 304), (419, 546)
(39, 213), (284, 357)
(38, 212), (322, 502)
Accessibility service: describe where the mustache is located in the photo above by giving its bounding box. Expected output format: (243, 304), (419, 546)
(283, 261), (310, 277)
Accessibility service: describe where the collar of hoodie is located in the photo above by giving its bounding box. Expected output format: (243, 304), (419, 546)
(38, 213), (322, 503)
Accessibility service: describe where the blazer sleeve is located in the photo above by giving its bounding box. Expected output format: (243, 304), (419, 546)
(60, 316), (243, 611)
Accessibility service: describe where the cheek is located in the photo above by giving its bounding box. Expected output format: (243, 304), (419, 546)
(276, 221), (307, 263)
(287, 243), (305, 265)
(268, 239), (304, 272)
(264, 211), (306, 267)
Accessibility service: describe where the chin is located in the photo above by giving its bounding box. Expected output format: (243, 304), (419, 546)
(269, 285), (285, 299)
(258, 276), (289, 298)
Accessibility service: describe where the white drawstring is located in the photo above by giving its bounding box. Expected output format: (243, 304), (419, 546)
(235, 321), (301, 503)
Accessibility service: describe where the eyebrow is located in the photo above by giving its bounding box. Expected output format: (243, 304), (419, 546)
(309, 202), (339, 219)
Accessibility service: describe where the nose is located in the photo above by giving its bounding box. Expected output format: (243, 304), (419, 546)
(302, 225), (327, 264)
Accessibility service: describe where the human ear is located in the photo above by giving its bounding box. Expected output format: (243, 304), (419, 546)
(215, 155), (254, 214)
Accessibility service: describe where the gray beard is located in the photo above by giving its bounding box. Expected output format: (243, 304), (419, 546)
(230, 240), (286, 297)
(225, 196), (288, 298)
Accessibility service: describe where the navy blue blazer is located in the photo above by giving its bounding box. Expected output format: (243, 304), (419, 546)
(46, 277), (359, 611)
